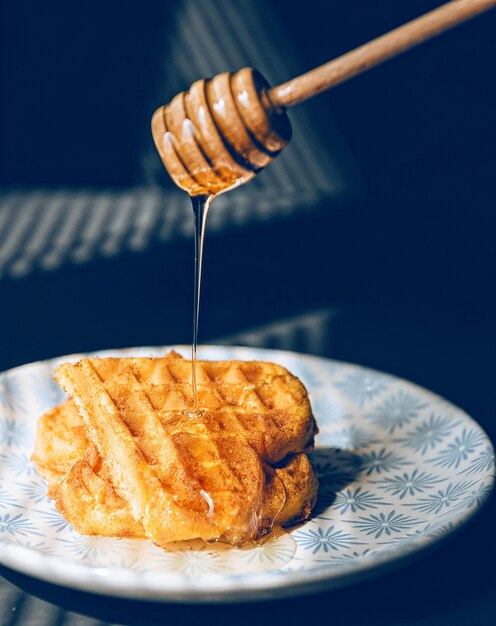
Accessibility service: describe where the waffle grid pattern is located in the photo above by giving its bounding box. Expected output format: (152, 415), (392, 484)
(48, 354), (316, 545)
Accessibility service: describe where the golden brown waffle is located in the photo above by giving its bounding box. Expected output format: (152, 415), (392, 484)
(57, 352), (316, 463)
(57, 443), (147, 539)
(32, 399), (88, 498)
(33, 398), (317, 540)
(36, 352), (317, 545)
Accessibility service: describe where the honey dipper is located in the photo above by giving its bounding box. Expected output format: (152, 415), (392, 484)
(152, 0), (496, 196)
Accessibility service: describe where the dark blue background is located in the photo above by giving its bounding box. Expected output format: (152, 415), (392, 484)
(1, 0), (495, 332)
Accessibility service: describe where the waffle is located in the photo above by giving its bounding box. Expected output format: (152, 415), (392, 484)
(34, 398), (317, 540)
(35, 352), (318, 545)
(56, 352), (316, 463)
(57, 442), (147, 538)
(32, 399), (88, 497)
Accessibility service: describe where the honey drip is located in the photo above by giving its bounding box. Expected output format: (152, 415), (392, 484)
(191, 193), (212, 409)
(187, 164), (248, 407)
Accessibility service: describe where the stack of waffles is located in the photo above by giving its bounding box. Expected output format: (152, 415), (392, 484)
(32, 352), (318, 546)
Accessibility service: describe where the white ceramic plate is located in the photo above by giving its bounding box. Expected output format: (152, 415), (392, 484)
(0, 345), (493, 602)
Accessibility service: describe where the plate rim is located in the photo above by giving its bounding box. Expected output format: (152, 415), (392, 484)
(0, 344), (493, 602)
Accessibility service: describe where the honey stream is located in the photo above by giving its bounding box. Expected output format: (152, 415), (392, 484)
(187, 174), (247, 408)
(190, 194), (212, 409)
(178, 170), (290, 534)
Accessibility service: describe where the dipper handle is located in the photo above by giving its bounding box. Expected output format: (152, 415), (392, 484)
(269, 0), (496, 109)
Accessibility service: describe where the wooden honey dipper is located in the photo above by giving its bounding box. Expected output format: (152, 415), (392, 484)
(152, 0), (496, 197)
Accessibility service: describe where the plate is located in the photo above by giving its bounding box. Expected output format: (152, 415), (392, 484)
(0, 345), (493, 602)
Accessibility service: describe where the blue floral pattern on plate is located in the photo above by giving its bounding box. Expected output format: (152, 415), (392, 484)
(0, 345), (493, 602)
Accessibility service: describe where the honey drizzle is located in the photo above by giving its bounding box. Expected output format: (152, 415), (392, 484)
(190, 194), (212, 408)
(188, 186), (289, 537)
